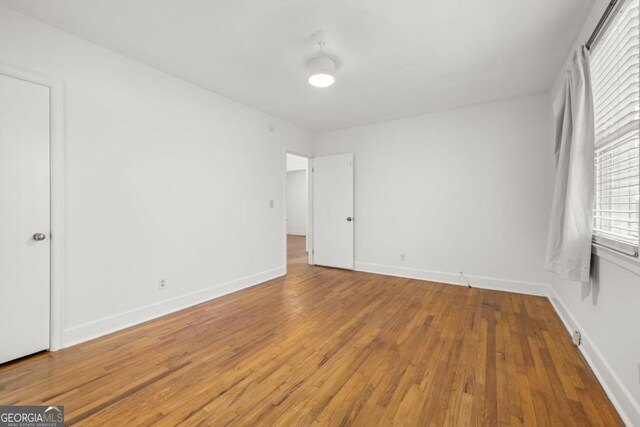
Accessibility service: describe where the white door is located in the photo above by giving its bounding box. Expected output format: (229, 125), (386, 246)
(0, 74), (51, 363)
(312, 153), (354, 269)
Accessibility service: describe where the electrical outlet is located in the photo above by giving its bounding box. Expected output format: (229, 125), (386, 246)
(158, 279), (167, 291)
(572, 331), (581, 346)
(400, 254), (405, 262)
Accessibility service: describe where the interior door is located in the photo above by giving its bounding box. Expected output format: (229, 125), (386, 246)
(0, 74), (51, 363)
(312, 153), (354, 269)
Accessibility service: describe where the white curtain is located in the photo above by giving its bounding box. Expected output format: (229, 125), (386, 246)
(545, 47), (595, 283)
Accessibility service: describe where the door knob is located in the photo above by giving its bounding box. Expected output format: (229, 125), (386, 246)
(346, 217), (352, 222)
(32, 233), (46, 241)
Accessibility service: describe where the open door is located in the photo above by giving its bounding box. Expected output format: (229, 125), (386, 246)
(312, 153), (354, 269)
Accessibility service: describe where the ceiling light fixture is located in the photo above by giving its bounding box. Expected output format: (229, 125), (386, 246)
(308, 33), (336, 88)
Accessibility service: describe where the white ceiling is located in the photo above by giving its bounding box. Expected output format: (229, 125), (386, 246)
(0, 0), (594, 132)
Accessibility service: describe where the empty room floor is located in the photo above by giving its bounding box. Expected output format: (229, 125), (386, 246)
(0, 243), (622, 425)
(287, 234), (307, 261)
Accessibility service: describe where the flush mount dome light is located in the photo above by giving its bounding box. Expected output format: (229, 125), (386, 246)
(308, 56), (335, 88)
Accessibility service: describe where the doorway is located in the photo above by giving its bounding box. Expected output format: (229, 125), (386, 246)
(284, 151), (355, 272)
(285, 153), (310, 267)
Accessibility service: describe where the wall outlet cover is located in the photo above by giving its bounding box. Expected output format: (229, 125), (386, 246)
(572, 331), (581, 346)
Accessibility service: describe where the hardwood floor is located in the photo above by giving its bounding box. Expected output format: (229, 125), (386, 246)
(0, 242), (622, 426)
(287, 234), (307, 260)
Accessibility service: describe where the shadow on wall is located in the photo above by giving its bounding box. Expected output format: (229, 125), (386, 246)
(582, 258), (600, 305)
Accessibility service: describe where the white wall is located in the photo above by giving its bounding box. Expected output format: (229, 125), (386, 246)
(286, 170), (307, 236)
(547, 1), (640, 424)
(314, 93), (554, 295)
(0, 6), (313, 347)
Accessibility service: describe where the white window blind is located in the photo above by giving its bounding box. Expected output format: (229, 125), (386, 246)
(590, 0), (640, 256)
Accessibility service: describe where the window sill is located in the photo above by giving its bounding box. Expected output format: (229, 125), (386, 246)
(592, 243), (640, 276)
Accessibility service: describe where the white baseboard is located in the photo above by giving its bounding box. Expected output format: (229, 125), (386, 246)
(355, 262), (549, 296)
(548, 288), (640, 427)
(287, 232), (306, 236)
(62, 266), (285, 348)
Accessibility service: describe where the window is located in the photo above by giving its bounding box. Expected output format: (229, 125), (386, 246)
(590, 0), (640, 256)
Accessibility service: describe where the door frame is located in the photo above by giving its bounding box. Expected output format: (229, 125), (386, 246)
(0, 62), (65, 351)
(283, 148), (314, 271)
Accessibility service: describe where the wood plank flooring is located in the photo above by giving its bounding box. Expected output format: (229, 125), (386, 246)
(0, 237), (622, 426)
(287, 234), (307, 260)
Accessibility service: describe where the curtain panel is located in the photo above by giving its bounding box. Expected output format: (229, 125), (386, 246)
(545, 47), (595, 283)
